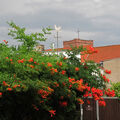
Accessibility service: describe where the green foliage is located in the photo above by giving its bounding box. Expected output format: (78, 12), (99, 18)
(0, 51), (77, 120)
(7, 21), (52, 51)
(0, 47), (107, 120)
(0, 22), (111, 120)
(65, 46), (86, 64)
(111, 82), (120, 98)
(65, 46), (105, 88)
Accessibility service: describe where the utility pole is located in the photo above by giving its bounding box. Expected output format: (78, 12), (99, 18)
(54, 25), (61, 55)
(56, 31), (59, 53)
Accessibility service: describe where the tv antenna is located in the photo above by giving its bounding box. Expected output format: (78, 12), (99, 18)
(77, 29), (80, 39)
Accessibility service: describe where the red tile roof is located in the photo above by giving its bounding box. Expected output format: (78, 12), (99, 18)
(87, 45), (120, 63)
(45, 44), (120, 63)
(45, 44), (92, 52)
(44, 47), (71, 51)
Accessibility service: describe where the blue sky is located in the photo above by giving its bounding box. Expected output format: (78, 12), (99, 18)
(0, 0), (120, 49)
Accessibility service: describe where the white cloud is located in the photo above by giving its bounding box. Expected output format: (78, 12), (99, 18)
(1, 0), (120, 19)
(0, 0), (34, 15)
(94, 0), (102, 3)
(0, 0), (120, 48)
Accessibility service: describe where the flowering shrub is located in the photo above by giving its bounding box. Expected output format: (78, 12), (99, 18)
(0, 44), (115, 120)
(0, 22), (115, 120)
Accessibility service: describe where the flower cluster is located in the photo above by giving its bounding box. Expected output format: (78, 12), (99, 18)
(104, 69), (111, 74)
(98, 100), (106, 106)
(37, 87), (54, 99)
(101, 74), (110, 83)
(86, 46), (98, 54)
(3, 40), (8, 44)
(91, 87), (103, 100)
(105, 88), (115, 97)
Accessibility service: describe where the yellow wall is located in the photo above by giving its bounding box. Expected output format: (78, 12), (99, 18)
(103, 58), (120, 84)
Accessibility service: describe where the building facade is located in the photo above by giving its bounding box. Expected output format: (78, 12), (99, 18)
(63, 38), (93, 48)
(103, 58), (120, 84)
(87, 45), (120, 83)
(45, 38), (120, 83)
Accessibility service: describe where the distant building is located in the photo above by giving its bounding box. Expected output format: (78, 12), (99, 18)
(86, 45), (120, 84)
(36, 45), (44, 51)
(63, 38), (93, 48)
(45, 38), (93, 58)
(45, 38), (120, 84)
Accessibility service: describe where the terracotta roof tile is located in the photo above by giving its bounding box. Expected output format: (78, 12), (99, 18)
(44, 47), (71, 51)
(45, 44), (120, 63)
(45, 45), (91, 52)
(87, 45), (120, 63)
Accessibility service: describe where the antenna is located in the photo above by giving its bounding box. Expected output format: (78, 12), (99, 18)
(77, 29), (80, 39)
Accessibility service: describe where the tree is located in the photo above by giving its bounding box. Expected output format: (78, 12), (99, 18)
(7, 21), (52, 51)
